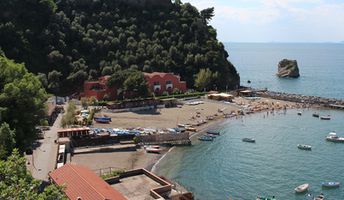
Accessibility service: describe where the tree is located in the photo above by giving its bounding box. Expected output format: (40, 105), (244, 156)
(194, 68), (217, 91)
(48, 70), (63, 94)
(0, 149), (66, 199)
(200, 7), (215, 24)
(123, 71), (149, 98)
(0, 0), (239, 95)
(0, 123), (15, 160)
(61, 102), (76, 128)
(37, 73), (48, 88)
(101, 66), (113, 76)
(0, 55), (47, 151)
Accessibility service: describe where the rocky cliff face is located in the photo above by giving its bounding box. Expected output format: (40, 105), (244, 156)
(277, 59), (300, 78)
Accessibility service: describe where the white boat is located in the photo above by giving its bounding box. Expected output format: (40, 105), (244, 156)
(145, 147), (162, 153)
(294, 183), (309, 193)
(326, 132), (344, 143)
(320, 115), (331, 120)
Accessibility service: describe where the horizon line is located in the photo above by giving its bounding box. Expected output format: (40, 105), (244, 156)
(223, 41), (344, 44)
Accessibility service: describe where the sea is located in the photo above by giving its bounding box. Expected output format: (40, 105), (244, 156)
(154, 43), (344, 200)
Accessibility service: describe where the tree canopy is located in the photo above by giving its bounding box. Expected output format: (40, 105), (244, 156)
(0, 149), (66, 199)
(0, 54), (47, 152)
(194, 68), (219, 91)
(0, 0), (239, 95)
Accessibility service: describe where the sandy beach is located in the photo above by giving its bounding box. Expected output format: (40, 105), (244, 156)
(70, 96), (301, 172)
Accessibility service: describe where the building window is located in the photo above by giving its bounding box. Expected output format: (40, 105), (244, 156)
(166, 80), (172, 85)
(153, 81), (160, 86)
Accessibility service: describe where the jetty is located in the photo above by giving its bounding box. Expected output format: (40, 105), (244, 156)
(255, 90), (344, 110)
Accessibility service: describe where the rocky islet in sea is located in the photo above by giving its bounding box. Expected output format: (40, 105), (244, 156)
(277, 59), (300, 78)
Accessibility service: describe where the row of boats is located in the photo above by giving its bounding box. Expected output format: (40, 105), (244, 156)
(198, 130), (221, 141)
(295, 182), (340, 193)
(297, 112), (331, 120)
(287, 132), (344, 152)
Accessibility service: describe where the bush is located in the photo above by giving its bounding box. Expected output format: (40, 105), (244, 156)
(101, 169), (125, 180)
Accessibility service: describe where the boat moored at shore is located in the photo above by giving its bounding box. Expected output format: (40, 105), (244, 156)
(206, 130), (220, 135)
(198, 135), (214, 141)
(145, 146), (162, 154)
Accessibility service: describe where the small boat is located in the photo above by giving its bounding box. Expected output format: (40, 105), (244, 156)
(206, 130), (220, 135)
(312, 113), (319, 118)
(186, 127), (197, 132)
(242, 138), (255, 143)
(94, 117), (111, 123)
(205, 134), (216, 138)
(297, 112), (302, 116)
(326, 132), (344, 143)
(294, 183), (309, 193)
(297, 144), (312, 150)
(322, 181), (340, 188)
(198, 135), (213, 141)
(256, 196), (276, 200)
(313, 193), (325, 200)
(145, 147), (162, 154)
(320, 115), (331, 120)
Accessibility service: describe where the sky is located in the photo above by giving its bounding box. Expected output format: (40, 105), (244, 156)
(184, 0), (344, 43)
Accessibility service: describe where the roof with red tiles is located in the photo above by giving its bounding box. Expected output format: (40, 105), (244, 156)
(49, 164), (127, 200)
(57, 127), (90, 133)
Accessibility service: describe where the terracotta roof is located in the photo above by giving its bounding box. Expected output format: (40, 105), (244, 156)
(57, 127), (90, 133)
(49, 164), (127, 200)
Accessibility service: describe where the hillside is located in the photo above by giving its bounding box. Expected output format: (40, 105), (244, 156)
(0, 0), (240, 95)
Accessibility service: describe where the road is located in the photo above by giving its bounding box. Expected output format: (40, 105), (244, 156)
(29, 111), (63, 181)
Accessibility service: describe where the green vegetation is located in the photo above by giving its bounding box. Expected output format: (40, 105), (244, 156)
(101, 169), (125, 180)
(0, 0), (239, 96)
(0, 54), (47, 153)
(61, 101), (76, 128)
(0, 149), (66, 199)
(107, 69), (149, 99)
(0, 123), (16, 160)
(194, 68), (219, 91)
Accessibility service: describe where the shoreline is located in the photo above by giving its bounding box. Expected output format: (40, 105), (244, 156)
(149, 92), (344, 176)
(75, 91), (344, 179)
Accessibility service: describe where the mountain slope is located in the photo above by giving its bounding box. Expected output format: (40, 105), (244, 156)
(0, 0), (240, 95)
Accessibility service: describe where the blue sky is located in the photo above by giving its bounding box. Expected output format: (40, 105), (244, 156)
(184, 0), (344, 42)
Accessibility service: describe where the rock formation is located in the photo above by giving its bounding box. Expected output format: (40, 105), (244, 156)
(277, 59), (300, 78)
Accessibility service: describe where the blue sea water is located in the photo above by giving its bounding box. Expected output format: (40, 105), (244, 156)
(156, 110), (344, 200)
(226, 43), (344, 99)
(155, 44), (344, 200)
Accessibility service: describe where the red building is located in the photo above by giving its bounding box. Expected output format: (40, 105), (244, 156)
(144, 72), (187, 95)
(80, 76), (116, 100)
